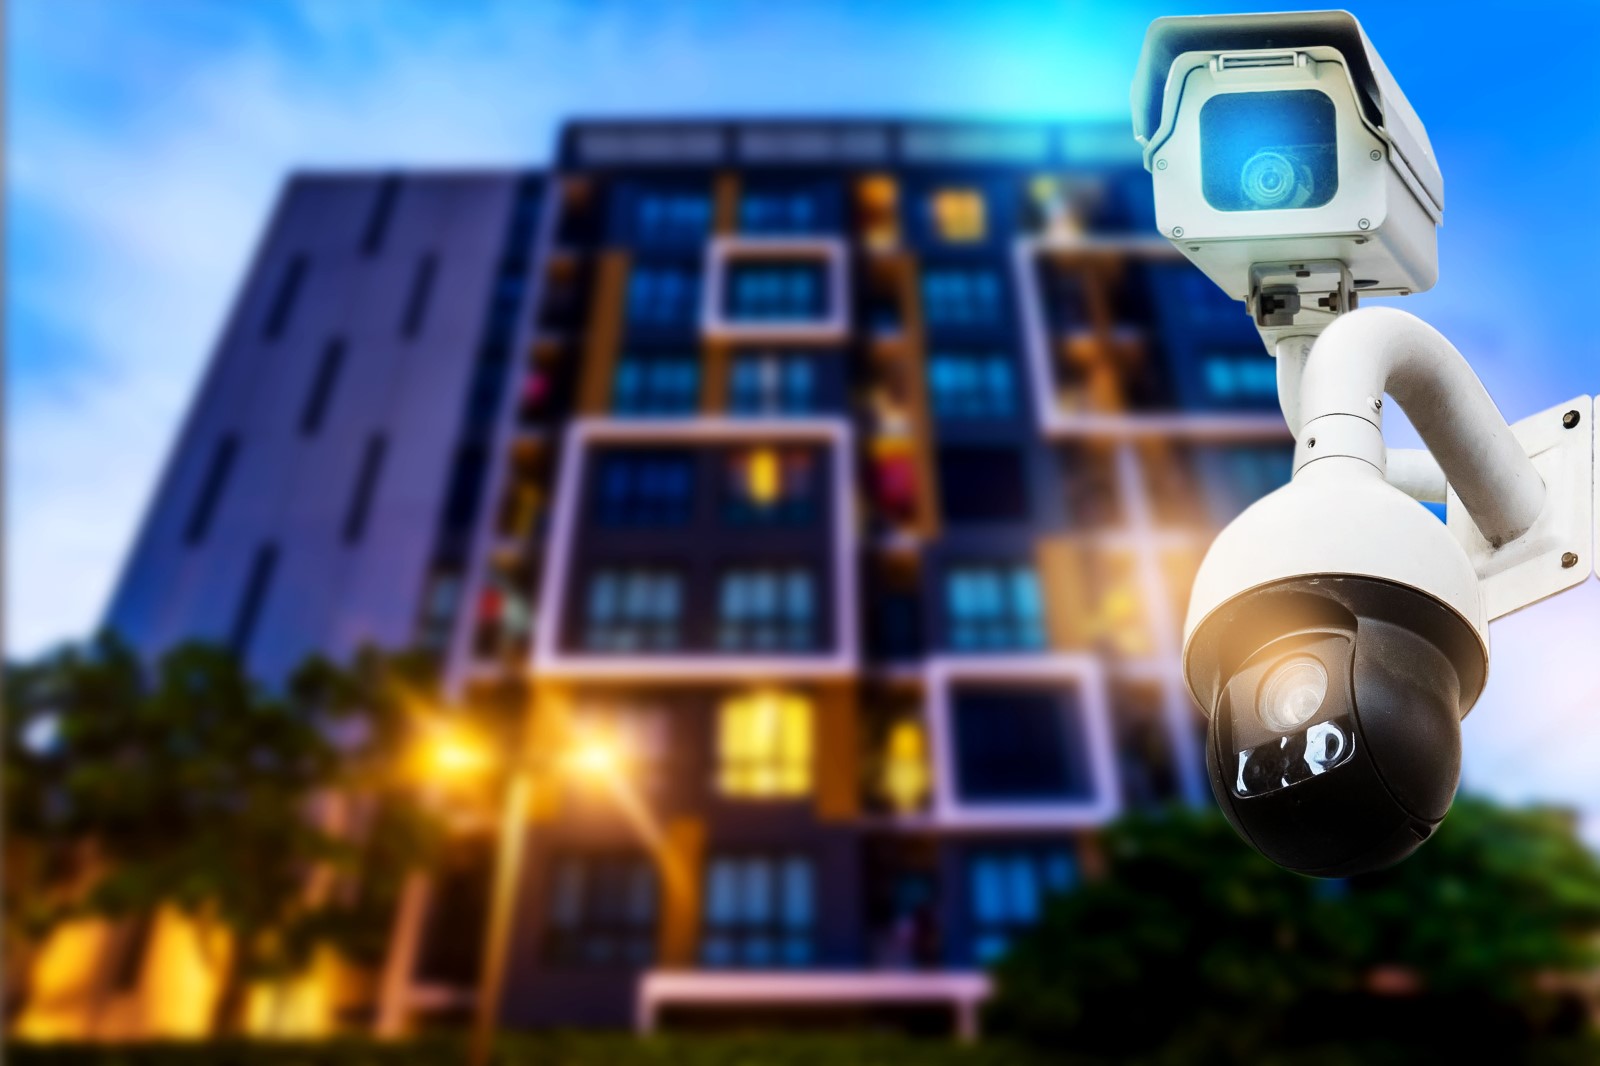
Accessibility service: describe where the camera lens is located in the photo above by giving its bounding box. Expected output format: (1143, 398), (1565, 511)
(1240, 150), (1306, 210)
(1257, 655), (1327, 731)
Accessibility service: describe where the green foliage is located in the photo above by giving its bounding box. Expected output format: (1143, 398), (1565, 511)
(4, 634), (448, 1024)
(987, 798), (1600, 1062)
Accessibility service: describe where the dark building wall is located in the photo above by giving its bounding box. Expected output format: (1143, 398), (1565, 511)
(105, 172), (535, 681)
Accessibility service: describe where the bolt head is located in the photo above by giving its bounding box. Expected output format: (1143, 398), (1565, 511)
(1171, 225), (1184, 238)
(1562, 551), (1580, 569)
(1156, 158), (1168, 171)
(1357, 218), (1371, 230)
(1369, 149), (1382, 161)
(1562, 409), (1581, 429)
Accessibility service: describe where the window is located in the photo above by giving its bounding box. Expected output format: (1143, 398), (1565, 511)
(716, 692), (813, 798)
(701, 853), (815, 967)
(230, 543), (279, 656)
(944, 563), (1046, 651)
(967, 847), (1077, 963)
(725, 261), (828, 322)
(739, 185), (832, 234)
(582, 568), (683, 651)
(716, 567), (818, 651)
(343, 434), (387, 545)
(402, 253), (438, 338)
(416, 569), (463, 653)
(937, 446), (1030, 524)
(1194, 444), (1293, 525)
(622, 185), (711, 246)
(929, 187), (987, 243)
(878, 718), (931, 815)
(927, 352), (1017, 420)
(440, 443), (488, 533)
(921, 267), (1002, 329)
(299, 338), (345, 436)
(545, 853), (657, 967)
(263, 255), (307, 340)
(728, 352), (820, 415)
(1201, 351), (1279, 405)
(723, 447), (819, 525)
(593, 451), (694, 527)
(612, 354), (700, 415)
(952, 688), (1095, 804)
(627, 265), (700, 329)
(1111, 680), (1181, 809)
(361, 176), (400, 256)
(185, 435), (239, 546)
(1058, 443), (1122, 530)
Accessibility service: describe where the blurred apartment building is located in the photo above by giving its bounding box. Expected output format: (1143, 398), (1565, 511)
(18, 120), (1292, 1039)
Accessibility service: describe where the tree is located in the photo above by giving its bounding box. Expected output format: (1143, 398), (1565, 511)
(987, 798), (1600, 1063)
(3, 633), (447, 1034)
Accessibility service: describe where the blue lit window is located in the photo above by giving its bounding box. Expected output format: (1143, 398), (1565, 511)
(622, 186), (711, 246)
(582, 568), (683, 651)
(729, 352), (820, 415)
(928, 352), (1017, 420)
(612, 354), (700, 415)
(739, 186), (832, 235)
(952, 688), (1094, 804)
(701, 854), (815, 968)
(922, 267), (1003, 329)
(967, 847), (1077, 964)
(593, 451), (694, 527)
(716, 566), (818, 651)
(725, 261), (828, 322)
(1201, 352), (1279, 404)
(944, 564), (1045, 651)
(545, 853), (658, 967)
(627, 265), (700, 329)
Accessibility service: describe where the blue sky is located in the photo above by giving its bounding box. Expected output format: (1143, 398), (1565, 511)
(9, 0), (1600, 831)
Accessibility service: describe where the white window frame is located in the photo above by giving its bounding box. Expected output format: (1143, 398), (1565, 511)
(924, 655), (1121, 829)
(702, 237), (850, 344)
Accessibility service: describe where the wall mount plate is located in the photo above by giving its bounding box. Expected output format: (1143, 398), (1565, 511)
(1447, 395), (1594, 620)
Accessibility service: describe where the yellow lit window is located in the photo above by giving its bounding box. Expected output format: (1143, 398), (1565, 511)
(932, 188), (987, 243)
(717, 692), (813, 798)
(880, 719), (931, 814)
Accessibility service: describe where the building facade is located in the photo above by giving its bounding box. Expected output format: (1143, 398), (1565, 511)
(74, 120), (1291, 1037)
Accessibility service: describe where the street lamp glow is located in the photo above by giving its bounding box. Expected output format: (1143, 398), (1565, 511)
(426, 732), (493, 778)
(564, 737), (623, 779)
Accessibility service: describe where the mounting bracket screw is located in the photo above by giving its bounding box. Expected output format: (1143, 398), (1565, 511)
(1156, 158), (1168, 171)
(1562, 552), (1580, 569)
(1357, 218), (1371, 230)
(1369, 149), (1382, 161)
(1562, 409), (1581, 429)
(1171, 226), (1184, 237)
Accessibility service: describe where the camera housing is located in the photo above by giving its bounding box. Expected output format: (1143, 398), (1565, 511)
(1132, 11), (1443, 331)
(1182, 457), (1489, 877)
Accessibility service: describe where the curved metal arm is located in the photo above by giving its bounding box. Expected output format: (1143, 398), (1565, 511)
(1293, 307), (1545, 548)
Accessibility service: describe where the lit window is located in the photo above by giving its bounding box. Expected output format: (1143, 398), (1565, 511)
(729, 352), (820, 415)
(624, 185), (711, 246)
(593, 451), (695, 527)
(701, 853), (815, 967)
(717, 692), (813, 798)
(927, 352), (1017, 420)
(716, 567), (818, 651)
(922, 267), (1002, 328)
(857, 175), (900, 248)
(880, 719), (931, 814)
(740, 186), (831, 235)
(931, 188), (987, 243)
(612, 354), (700, 415)
(545, 853), (658, 967)
(582, 568), (683, 651)
(723, 447), (819, 526)
(967, 847), (1076, 963)
(627, 265), (700, 329)
(944, 563), (1046, 651)
(1202, 352), (1279, 405)
(725, 261), (828, 322)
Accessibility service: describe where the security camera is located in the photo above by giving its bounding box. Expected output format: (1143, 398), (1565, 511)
(1132, 11), (1443, 342)
(1182, 444), (1486, 876)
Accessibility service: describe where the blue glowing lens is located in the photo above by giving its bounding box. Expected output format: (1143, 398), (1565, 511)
(1200, 90), (1338, 212)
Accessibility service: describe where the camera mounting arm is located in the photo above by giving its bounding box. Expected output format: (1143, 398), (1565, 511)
(1284, 306), (1594, 617)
